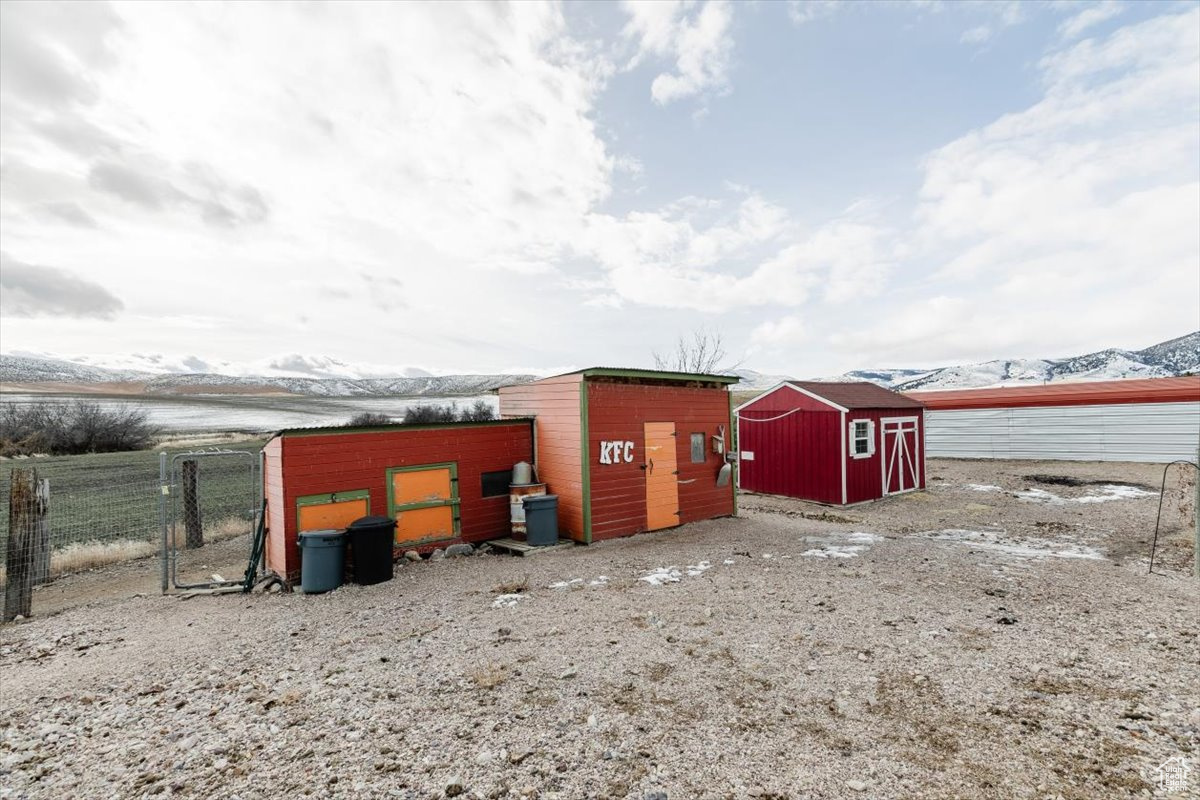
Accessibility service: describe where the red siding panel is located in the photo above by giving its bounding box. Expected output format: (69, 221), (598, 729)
(498, 375), (586, 541)
(587, 382), (734, 541)
(268, 422), (533, 582)
(737, 392), (925, 505)
(737, 409), (842, 504)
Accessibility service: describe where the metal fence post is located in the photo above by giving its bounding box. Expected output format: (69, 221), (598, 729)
(160, 452), (168, 594)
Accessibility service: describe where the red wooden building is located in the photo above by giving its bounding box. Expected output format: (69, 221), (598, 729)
(499, 367), (739, 542)
(263, 419), (533, 582)
(735, 381), (925, 505)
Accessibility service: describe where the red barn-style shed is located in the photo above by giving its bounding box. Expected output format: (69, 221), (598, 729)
(263, 419), (533, 583)
(499, 367), (739, 542)
(735, 382), (926, 505)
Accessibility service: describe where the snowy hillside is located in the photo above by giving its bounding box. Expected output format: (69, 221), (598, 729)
(892, 331), (1199, 391)
(2, 331), (1195, 395)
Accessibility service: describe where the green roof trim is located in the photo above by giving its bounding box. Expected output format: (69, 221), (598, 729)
(556, 367), (740, 385)
(276, 417), (534, 438)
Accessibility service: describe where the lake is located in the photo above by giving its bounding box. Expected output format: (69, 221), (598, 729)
(0, 393), (498, 433)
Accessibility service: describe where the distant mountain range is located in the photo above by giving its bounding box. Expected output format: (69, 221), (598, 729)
(1, 331), (1195, 397)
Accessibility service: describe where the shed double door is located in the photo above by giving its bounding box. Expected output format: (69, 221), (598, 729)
(881, 417), (919, 496)
(644, 422), (680, 530)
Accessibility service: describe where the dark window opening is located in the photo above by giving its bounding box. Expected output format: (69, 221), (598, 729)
(481, 470), (511, 498)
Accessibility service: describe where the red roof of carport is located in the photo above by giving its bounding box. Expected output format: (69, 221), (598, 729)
(788, 381), (926, 410)
(906, 376), (1200, 410)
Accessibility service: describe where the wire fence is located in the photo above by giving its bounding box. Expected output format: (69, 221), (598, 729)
(2, 445), (261, 620)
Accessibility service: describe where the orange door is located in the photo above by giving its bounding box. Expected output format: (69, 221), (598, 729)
(388, 464), (460, 545)
(297, 493), (369, 531)
(644, 422), (680, 530)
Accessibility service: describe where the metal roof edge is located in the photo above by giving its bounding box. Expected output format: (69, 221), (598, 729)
(275, 417), (536, 438)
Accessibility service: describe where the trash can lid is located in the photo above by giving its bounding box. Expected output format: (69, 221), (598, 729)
(347, 515), (395, 530)
(522, 494), (558, 506)
(299, 528), (344, 538)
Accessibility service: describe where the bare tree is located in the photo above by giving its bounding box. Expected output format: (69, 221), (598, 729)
(652, 326), (739, 374)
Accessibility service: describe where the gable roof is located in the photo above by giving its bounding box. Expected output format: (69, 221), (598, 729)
(788, 381), (925, 410)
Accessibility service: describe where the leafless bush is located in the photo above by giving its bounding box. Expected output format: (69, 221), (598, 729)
(458, 400), (496, 422)
(345, 412), (392, 426)
(0, 401), (160, 456)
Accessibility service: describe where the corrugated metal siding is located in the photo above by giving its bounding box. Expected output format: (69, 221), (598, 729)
(268, 423), (533, 580)
(498, 375), (586, 541)
(925, 401), (1200, 462)
(587, 382), (734, 540)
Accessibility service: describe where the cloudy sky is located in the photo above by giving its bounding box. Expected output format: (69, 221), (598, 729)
(1, 0), (1197, 378)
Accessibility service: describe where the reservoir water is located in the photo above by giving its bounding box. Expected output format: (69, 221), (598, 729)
(0, 393), (498, 433)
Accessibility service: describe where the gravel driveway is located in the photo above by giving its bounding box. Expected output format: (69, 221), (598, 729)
(1, 458), (1197, 799)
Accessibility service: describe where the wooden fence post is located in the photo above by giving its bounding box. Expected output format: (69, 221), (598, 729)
(31, 479), (50, 586)
(182, 460), (203, 549)
(4, 468), (36, 621)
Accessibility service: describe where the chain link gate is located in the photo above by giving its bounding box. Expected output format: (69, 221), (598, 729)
(159, 449), (261, 591)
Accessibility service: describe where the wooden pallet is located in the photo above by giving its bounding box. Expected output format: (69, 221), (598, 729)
(486, 537), (575, 557)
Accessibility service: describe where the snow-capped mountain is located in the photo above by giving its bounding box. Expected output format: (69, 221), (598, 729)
(2, 331), (1195, 395)
(891, 331), (1199, 391)
(0, 354), (534, 397)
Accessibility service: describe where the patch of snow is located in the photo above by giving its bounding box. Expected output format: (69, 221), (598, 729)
(686, 561), (712, 576)
(1016, 485), (1157, 505)
(548, 578), (584, 589)
(492, 594), (526, 609)
(762, 553), (774, 559)
(799, 530), (884, 559)
(639, 567), (683, 586)
(588, 576), (610, 586)
(801, 546), (867, 559)
(964, 484), (1003, 492)
(722, 559), (735, 565)
(1015, 488), (1062, 503)
(1074, 485), (1157, 503)
(923, 529), (1104, 560)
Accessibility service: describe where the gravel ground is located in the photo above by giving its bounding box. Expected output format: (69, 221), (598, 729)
(1, 458), (1197, 799)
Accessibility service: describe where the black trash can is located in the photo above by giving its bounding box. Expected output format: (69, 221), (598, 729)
(345, 515), (396, 585)
(522, 494), (559, 546)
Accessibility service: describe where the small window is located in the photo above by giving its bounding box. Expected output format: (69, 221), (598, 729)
(850, 420), (875, 458)
(690, 432), (705, 463)
(481, 470), (510, 498)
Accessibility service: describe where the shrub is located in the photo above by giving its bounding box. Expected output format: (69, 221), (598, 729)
(401, 401), (497, 425)
(0, 400), (160, 456)
(403, 403), (459, 424)
(345, 412), (392, 426)
(459, 400), (496, 422)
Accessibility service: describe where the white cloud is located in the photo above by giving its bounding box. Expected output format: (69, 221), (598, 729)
(1057, 1), (1124, 41)
(579, 194), (889, 313)
(958, 1), (1026, 46)
(787, 1), (842, 27)
(621, 0), (735, 105)
(960, 25), (992, 45)
(839, 8), (1200, 365)
(750, 315), (806, 349)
